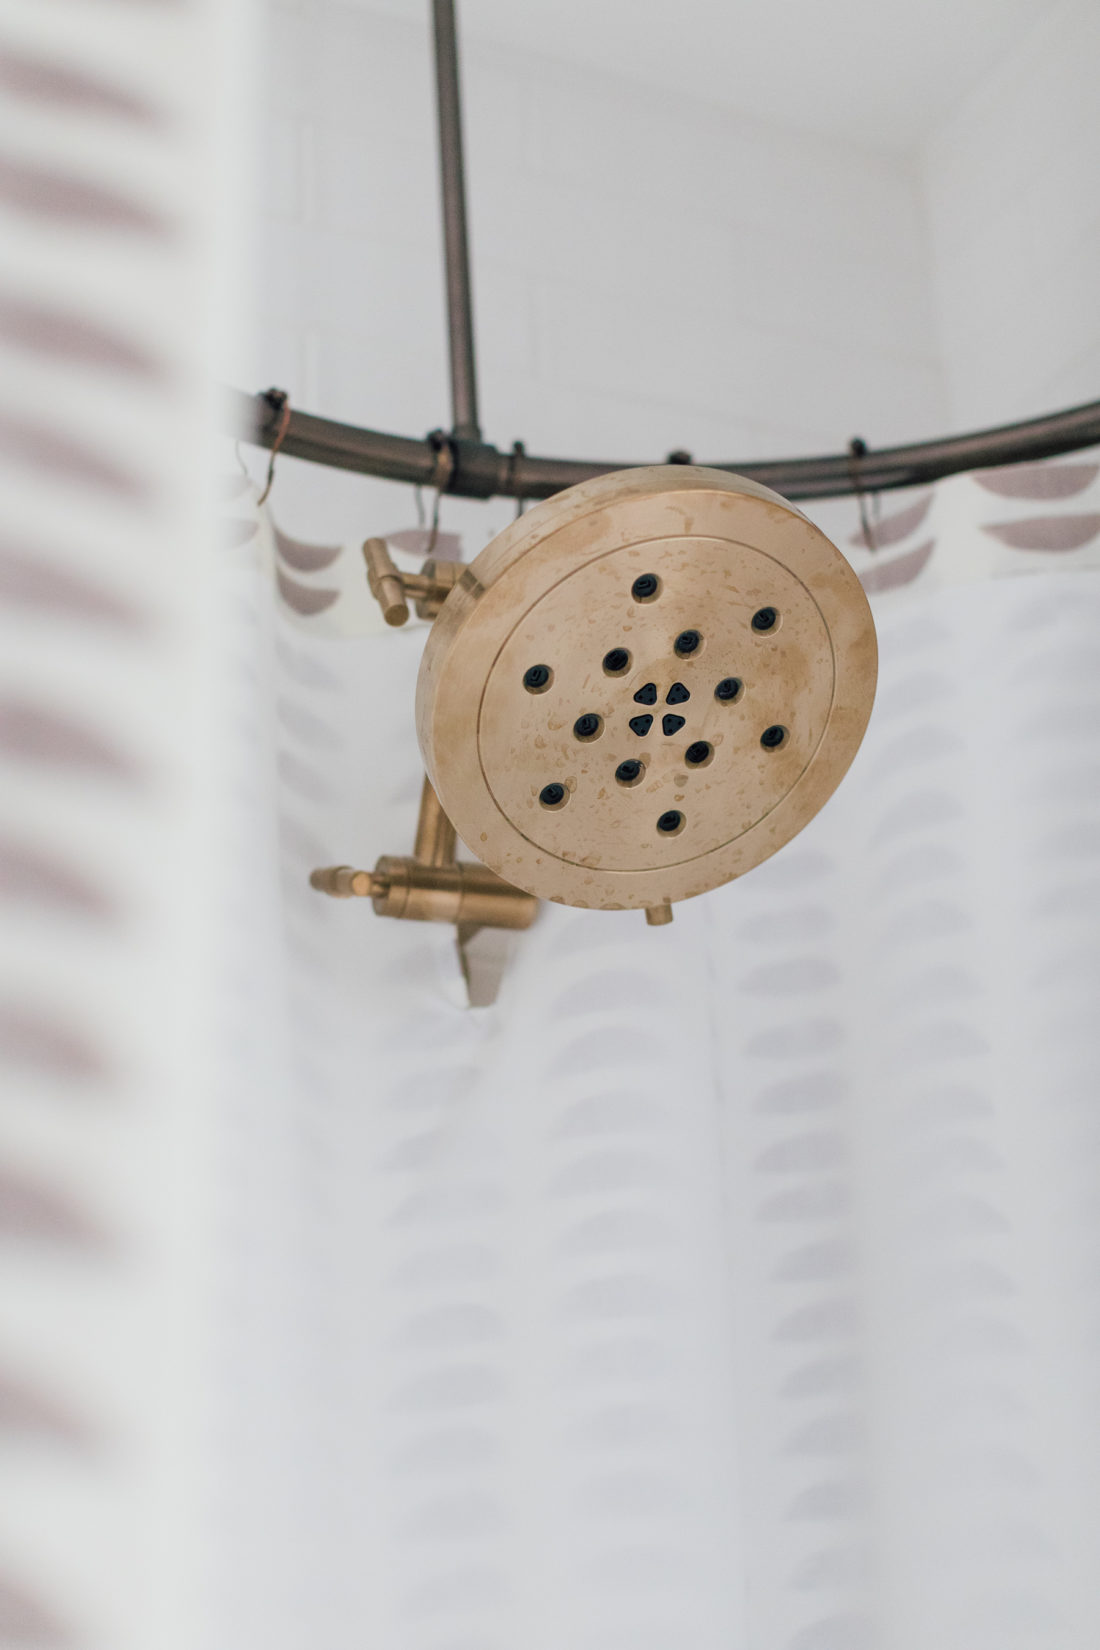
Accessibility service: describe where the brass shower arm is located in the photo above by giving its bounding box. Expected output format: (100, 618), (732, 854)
(412, 773), (458, 867)
(314, 536), (540, 947)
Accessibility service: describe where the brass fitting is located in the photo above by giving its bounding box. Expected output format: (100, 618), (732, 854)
(309, 865), (385, 899)
(361, 538), (465, 626)
(366, 856), (537, 928)
(310, 777), (538, 932)
(362, 537), (409, 626)
(406, 558), (464, 620)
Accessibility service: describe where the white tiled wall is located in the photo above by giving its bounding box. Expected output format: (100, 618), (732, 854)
(923, 0), (1100, 430)
(243, 0), (946, 549)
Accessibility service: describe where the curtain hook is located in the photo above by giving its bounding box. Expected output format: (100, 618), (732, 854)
(425, 430), (455, 556)
(847, 436), (879, 553)
(508, 439), (527, 519)
(256, 388), (291, 507)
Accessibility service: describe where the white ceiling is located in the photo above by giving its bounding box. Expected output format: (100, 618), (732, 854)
(354, 0), (1052, 151)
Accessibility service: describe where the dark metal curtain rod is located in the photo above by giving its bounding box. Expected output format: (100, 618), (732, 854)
(230, 386), (1100, 505)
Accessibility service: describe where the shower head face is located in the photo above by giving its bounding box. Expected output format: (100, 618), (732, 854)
(481, 541), (832, 870)
(416, 467), (877, 911)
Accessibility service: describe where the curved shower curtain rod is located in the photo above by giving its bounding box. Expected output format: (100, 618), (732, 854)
(232, 386), (1100, 506)
(231, 0), (1100, 504)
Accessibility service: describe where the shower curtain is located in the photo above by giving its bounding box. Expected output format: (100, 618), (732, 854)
(201, 452), (1100, 1650)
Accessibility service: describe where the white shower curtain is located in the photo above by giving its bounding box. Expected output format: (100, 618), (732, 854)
(205, 452), (1100, 1650)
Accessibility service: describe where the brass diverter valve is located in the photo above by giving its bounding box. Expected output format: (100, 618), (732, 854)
(311, 776), (537, 933)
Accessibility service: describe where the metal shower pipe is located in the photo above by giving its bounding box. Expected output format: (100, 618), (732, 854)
(432, 0), (480, 442)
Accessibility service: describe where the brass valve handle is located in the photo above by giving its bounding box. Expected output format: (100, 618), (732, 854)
(309, 866), (386, 899)
(362, 539), (465, 626)
(362, 537), (408, 626)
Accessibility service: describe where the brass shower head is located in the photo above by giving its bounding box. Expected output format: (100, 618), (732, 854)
(416, 465), (877, 917)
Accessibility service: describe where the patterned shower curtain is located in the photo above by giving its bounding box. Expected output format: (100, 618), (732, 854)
(203, 454), (1100, 1650)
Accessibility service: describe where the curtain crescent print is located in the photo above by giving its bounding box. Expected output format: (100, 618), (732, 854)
(0, 5), (202, 1644)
